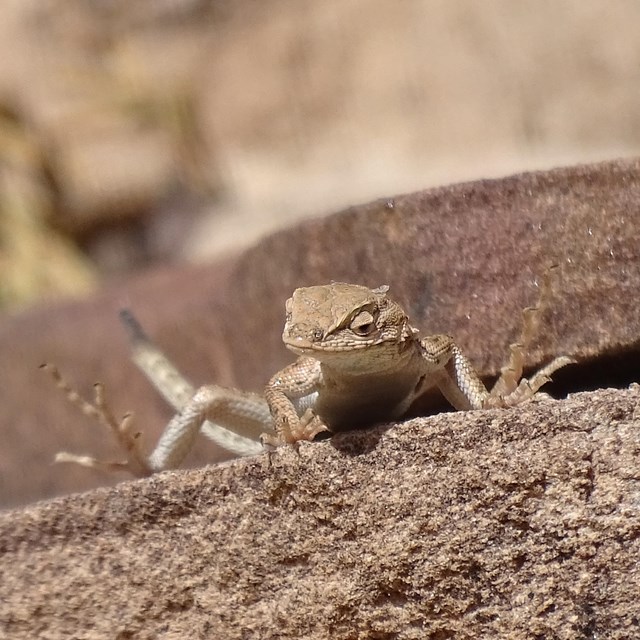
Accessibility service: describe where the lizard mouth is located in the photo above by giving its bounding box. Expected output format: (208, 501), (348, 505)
(283, 335), (373, 354)
(282, 336), (320, 354)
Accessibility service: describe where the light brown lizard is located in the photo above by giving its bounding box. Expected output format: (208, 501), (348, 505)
(49, 277), (573, 476)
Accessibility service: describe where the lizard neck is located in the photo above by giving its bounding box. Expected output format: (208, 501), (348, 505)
(314, 344), (424, 430)
(318, 341), (418, 379)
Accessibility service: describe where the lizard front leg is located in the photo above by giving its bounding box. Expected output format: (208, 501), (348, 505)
(420, 274), (575, 412)
(421, 334), (572, 411)
(264, 356), (328, 445)
(419, 335), (489, 410)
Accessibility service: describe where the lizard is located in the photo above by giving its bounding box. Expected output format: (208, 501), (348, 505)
(47, 275), (573, 477)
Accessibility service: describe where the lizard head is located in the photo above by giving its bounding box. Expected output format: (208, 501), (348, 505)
(282, 283), (416, 364)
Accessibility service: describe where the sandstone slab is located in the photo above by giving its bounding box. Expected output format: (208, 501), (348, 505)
(2, 158), (639, 507)
(1, 386), (639, 639)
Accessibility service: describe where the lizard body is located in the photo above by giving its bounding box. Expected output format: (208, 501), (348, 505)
(263, 282), (571, 444)
(51, 279), (573, 475)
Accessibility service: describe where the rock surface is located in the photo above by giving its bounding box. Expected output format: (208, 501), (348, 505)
(227, 157), (640, 389)
(1, 386), (639, 639)
(1, 157), (640, 508)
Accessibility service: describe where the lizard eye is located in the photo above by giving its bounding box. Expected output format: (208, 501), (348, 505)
(350, 311), (376, 336)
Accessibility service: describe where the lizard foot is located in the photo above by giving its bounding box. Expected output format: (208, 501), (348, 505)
(487, 265), (574, 405)
(262, 408), (330, 447)
(42, 363), (152, 476)
(485, 355), (575, 408)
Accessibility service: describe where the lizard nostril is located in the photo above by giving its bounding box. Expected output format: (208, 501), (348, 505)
(312, 328), (324, 341)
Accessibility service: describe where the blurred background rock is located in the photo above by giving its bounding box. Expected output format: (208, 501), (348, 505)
(1, 0), (639, 310)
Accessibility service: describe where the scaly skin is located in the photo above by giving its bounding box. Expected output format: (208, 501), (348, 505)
(50, 278), (573, 476)
(263, 282), (572, 444)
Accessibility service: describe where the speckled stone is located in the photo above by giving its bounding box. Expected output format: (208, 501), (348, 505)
(2, 158), (639, 507)
(1, 386), (639, 639)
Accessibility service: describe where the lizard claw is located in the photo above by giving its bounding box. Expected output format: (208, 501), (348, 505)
(293, 408), (331, 442)
(264, 409), (330, 447)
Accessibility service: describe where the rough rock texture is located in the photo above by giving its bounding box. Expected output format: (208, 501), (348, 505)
(227, 157), (640, 388)
(2, 157), (640, 507)
(1, 386), (639, 639)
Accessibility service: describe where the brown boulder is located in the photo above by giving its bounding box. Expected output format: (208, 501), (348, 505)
(2, 157), (639, 507)
(1, 386), (639, 638)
